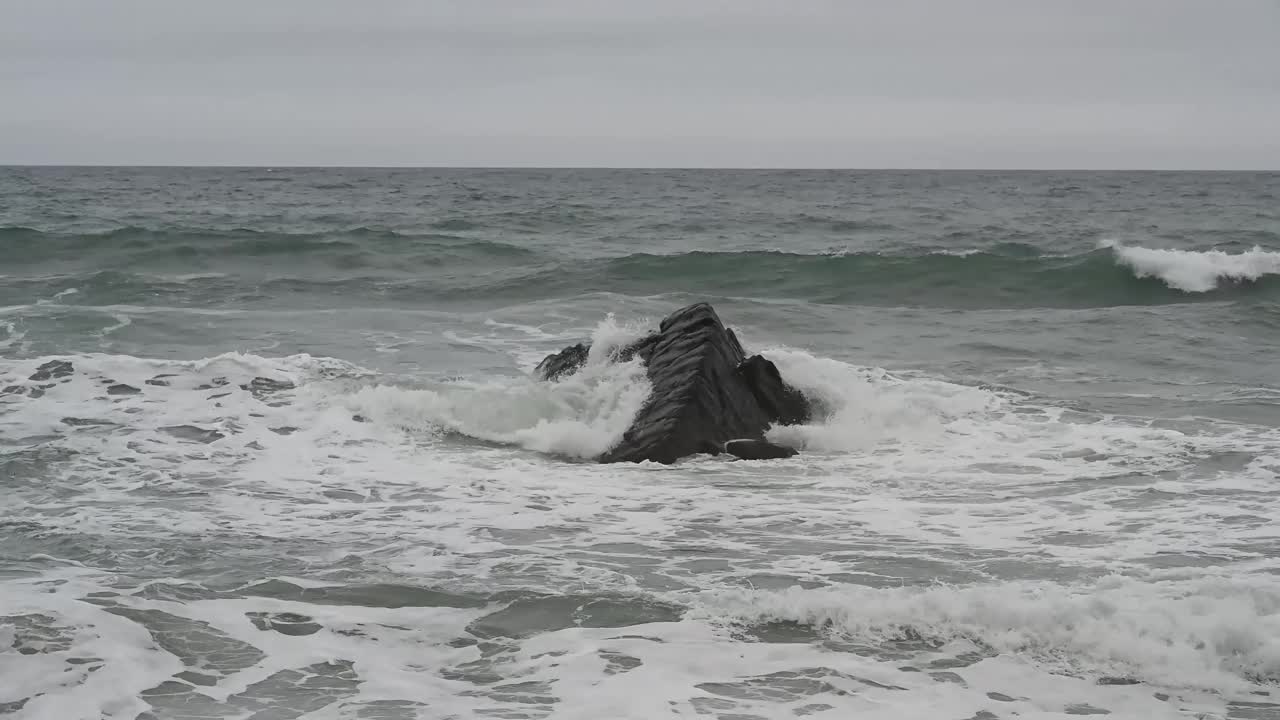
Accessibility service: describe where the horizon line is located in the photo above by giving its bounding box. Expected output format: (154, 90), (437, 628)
(2, 163), (1278, 173)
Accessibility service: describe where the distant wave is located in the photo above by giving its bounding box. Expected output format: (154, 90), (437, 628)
(0, 225), (540, 265)
(544, 244), (1280, 308)
(5, 224), (1278, 309)
(1102, 239), (1280, 292)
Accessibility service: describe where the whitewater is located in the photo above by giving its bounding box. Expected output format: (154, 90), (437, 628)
(2, 167), (1279, 720)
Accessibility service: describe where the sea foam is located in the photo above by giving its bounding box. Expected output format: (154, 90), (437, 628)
(693, 573), (1280, 693)
(350, 315), (654, 460)
(1104, 239), (1280, 292)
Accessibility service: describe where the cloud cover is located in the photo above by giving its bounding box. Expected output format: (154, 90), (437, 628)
(2, 0), (1278, 168)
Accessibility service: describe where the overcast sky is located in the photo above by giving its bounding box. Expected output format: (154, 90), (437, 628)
(2, 0), (1278, 169)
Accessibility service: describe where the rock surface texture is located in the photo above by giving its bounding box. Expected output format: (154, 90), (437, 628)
(535, 303), (811, 464)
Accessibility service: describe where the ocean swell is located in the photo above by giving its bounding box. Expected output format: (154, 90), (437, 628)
(5, 222), (1279, 308)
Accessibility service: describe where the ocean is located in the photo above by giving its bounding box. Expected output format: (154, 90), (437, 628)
(1, 166), (1279, 720)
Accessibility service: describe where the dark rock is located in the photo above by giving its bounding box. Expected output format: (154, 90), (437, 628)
(737, 355), (810, 426)
(107, 384), (142, 396)
(145, 375), (173, 387)
(534, 343), (590, 381)
(534, 303), (811, 465)
(723, 438), (799, 461)
(29, 360), (73, 382)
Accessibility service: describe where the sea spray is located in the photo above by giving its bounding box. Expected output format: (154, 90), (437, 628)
(350, 315), (655, 459)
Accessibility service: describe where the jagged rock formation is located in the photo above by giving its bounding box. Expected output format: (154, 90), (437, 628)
(535, 303), (811, 464)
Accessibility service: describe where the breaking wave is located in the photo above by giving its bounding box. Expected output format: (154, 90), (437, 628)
(1103, 239), (1280, 292)
(694, 574), (1280, 692)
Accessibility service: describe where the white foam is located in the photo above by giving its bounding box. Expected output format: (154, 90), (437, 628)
(694, 573), (1280, 693)
(33, 287), (80, 306)
(4, 339), (1280, 717)
(760, 347), (1006, 452)
(584, 311), (654, 366)
(96, 312), (131, 337)
(0, 569), (1247, 720)
(348, 364), (650, 460)
(0, 320), (27, 352)
(1103, 239), (1280, 292)
(0, 571), (182, 720)
(351, 316), (654, 459)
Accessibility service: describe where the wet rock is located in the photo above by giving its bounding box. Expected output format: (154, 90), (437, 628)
(145, 375), (173, 387)
(534, 343), (590, 381)
(535, 303), (811, 464)
(29, 360), (74, 382)
(736, 354), (810, 426)
(723, 438), (799, 461)
(107, 383), (142, 395)
(270, 426), (299, 436)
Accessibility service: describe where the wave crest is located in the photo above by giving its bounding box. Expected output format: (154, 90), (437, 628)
(1104, 240), (1280, 292)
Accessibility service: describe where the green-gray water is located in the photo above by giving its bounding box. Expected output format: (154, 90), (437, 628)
(2, 167), (1279, 719)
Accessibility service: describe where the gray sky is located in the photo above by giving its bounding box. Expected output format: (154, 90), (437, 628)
(2, 0), (1278, 169)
